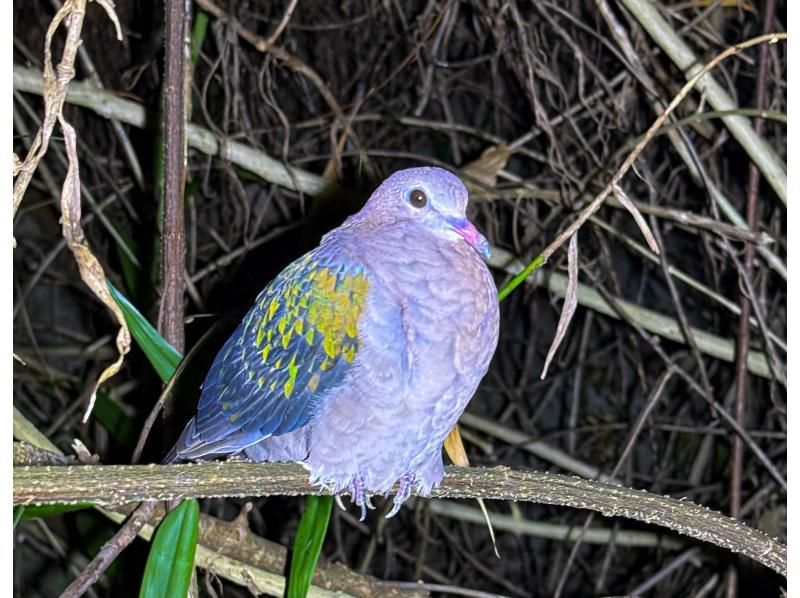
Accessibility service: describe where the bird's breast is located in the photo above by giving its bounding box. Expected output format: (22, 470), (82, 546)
(307, 228), (499, 479)
(353, 234), (499, 400)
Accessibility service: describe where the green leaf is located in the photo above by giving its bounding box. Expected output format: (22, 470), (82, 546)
(108, 281), (182, 382)
(139, 499), (199, 598)
(287, 496), (333, 598)
(20, 502), (94, 521)
(190, 9), (210, 67)
(13, 506), (24, 528)
(93, 391), (136, 446)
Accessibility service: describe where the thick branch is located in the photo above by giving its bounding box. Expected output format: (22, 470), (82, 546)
(13, 462), (785, 576)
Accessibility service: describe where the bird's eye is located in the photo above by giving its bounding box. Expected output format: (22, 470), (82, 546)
(409, 189), (427, 208)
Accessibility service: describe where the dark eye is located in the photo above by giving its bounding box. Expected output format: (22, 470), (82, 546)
(409, 189), (427, 208)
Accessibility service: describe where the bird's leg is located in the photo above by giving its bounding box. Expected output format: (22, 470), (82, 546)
(386, 473), (415, 519)
(349, 476), (374, 521)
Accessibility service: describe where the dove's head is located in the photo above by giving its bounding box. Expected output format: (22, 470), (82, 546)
(359, 167), (491, 259)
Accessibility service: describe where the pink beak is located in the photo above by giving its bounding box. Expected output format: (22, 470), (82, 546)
(447, 216), (491, 259)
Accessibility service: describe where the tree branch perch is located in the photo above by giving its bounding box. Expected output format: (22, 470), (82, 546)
(13, 462), (785, 576)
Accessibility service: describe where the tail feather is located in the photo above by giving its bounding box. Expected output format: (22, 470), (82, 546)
(161, 418), (197, 464)
(162, 416), (265, 463)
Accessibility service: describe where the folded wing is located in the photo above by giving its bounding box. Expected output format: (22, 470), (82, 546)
(172, 249), (370, 461)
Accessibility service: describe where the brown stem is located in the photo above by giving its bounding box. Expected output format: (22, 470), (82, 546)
(727, 2), (776, 596)
(97, 502), (427, 597)
(59, 500), (160, 598)
(157, 0), (188, 352)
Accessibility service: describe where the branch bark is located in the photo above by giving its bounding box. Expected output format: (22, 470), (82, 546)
(13, 462), (786, 576)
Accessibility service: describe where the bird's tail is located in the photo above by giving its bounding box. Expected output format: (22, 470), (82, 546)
(161, 417), (197, 464)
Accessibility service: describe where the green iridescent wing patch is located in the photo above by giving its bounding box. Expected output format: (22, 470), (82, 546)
(194, 251), (370, 444)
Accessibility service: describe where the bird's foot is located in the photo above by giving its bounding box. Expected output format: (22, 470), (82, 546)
(349, 476), (374, 522)
(386, 473), (415, 519)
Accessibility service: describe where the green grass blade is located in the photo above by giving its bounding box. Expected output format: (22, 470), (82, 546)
(139, 499), (199, 598)
(287, 495), (333, 598)
(108, 281), (182, 382)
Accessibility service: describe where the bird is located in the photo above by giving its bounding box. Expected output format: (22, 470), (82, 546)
(165, 167), (500, 519)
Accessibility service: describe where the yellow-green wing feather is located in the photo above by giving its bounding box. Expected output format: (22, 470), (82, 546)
(190, 250), (370, 452)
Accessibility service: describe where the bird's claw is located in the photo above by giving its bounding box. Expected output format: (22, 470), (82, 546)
(385, 501), (403, 519)
(345, 474), (414, 521)
(385, 473), (415, 519)
(349, 477), (373, 522)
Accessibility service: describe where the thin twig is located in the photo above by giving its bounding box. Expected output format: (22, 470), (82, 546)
(488, 247), (773, 379)
(727, 2), (776, 594)
(194, 0), (367, 179)
(59, 501), (159, 598)
(586, 274), (785, 491)
(264, 0), (299, 46)
(497, 32), (786, 301)
(619, 0), (786, 204)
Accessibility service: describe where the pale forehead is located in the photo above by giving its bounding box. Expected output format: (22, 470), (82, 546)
(377, 167), (468, 209)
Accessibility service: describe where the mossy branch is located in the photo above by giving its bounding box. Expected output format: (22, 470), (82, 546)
(13, 462), (785, 576)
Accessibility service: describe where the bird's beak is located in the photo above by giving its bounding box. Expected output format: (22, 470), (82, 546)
(446, 216), (492, 260)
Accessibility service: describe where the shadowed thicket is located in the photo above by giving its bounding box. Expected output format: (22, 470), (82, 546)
(13, 1), (786, 596)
